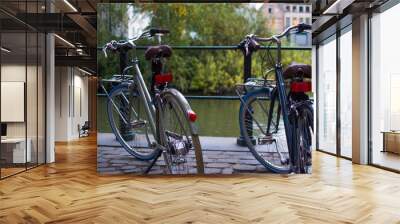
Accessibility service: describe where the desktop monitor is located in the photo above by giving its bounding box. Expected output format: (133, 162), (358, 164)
(1, 123), (7, 137)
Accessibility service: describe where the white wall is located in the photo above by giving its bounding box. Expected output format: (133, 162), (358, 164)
(54, 67), (89, 141)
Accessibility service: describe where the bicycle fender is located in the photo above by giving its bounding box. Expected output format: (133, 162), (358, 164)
(160, 88), (199, 135)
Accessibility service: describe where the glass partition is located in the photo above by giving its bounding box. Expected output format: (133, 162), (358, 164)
(0, 1), (46, 179)
(1, 30), (27, 177)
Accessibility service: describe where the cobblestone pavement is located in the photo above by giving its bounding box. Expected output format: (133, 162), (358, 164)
(98, 133), (273, 175)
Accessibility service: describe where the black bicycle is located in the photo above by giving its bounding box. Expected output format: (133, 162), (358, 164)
(237, 23), (313, 174)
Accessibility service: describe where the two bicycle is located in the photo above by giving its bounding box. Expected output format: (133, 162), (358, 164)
(100, 24), (313, 175)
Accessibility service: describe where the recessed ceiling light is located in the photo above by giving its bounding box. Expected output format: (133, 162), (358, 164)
(1, 47), (11, 53)
(78, 67), (93, 76)
(54, 34), (75, 48)
(323, 0), (355, 15)
(63, 0), (78, 12)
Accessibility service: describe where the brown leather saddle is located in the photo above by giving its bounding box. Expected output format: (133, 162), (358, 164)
(283, 63), (311, 79)
(144, 45), (172, 60)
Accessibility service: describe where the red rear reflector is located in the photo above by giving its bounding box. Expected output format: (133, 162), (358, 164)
(155, 73), (173, 85)
(187, 110), (197, 122)
(290, 81), (312, 93)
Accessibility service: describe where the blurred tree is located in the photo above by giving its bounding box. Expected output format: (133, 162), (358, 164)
(97, 4), (130, 78)
(97, 3), (311, 95)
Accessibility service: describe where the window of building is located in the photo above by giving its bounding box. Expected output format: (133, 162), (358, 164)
(317, 35), (337, 155)
(299, 6), (304, 13)
(285, 17), (291, 28)
(370, 3), (400, 171)
(300, 18), (304, 23)
(306, 6), (310, 13)
(286, 6), (290, 12)
(292, 17), (298, 25)
(268, 7), (272, 13)
(306, 18), (311, 25)
(292, 6), (297, 12)
(339, 27), (353, 158)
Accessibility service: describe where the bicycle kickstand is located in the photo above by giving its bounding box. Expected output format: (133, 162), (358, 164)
(143, 149), (163, 174)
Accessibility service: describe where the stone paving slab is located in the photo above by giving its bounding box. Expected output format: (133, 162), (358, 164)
(97, 132), (270, 175)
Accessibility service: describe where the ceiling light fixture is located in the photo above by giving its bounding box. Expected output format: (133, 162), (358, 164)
(63, 0), (78, 12)
(54, 34), (75, 48)
(1, 47), (11, 53)
(78, 67), (93, 76)
(323, 0), (355, 15)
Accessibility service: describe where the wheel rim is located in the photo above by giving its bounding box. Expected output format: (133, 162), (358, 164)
(241, 92), (291, 173)
(107, 85), (157, 159)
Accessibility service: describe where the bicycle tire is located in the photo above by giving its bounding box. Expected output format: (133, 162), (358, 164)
(158, 89), (204, 174)
(239, 89), (291, 174)
(293, 103), (313, 174)
(107, 82), (158, 160)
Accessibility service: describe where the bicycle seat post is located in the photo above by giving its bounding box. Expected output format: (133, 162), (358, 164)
(155, 33), (163, 45)
(119, 50), (128, 80)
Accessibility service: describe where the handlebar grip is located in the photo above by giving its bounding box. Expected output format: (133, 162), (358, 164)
(149, 28), (170, 36)
(297, 23), (312, 32)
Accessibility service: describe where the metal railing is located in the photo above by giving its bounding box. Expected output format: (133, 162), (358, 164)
(97, 44), (312, 144)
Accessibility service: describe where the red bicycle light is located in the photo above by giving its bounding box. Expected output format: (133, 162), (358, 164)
(155, 73), (173, 85)
(187, 110), (197, 122)
(290, 81), (312, 93)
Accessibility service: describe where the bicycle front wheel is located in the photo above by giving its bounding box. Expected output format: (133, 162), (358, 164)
(158, 89), (204, 175)
(107, 82), (158, 160)
(239, 89), (291, 173)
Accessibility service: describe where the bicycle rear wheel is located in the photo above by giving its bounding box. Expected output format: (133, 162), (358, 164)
(239, 89), (291, 173)
(107, 82), (158, 160)
(158, 89), (204, 175)
(293, 104), (313, 173)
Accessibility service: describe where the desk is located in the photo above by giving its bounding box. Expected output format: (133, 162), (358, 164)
(382, 131), (400, 154)
(1, 138), (31, 163)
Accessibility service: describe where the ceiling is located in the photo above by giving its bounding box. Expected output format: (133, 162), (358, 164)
(0, 0), (393, 74)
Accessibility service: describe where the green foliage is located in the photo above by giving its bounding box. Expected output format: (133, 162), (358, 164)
(97, 3), (311, 95)
(97, 4), (130, 77)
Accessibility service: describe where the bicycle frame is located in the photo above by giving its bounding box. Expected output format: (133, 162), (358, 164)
(131, 60), (158, 137)
(274, 64), (296, 158)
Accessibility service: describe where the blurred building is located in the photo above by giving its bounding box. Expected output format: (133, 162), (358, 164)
(261, 3), (312, 46)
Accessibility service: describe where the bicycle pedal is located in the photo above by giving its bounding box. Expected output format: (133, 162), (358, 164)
(258, 135), (275, 145)
(130, 120), (146, 128)
(173, 157), (186, 164)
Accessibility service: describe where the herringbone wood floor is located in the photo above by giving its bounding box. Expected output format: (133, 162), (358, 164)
(1, 135), (400, 223)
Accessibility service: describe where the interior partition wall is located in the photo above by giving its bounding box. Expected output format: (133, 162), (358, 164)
(0, 1), (46, 179)
(316, 22), (353, 159)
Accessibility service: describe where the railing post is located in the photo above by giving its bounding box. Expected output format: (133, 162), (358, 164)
(237, 48), (256, 146)
(119, 51), (134, 141)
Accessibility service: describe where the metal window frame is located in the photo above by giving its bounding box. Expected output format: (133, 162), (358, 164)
(314, 19), (353, 161)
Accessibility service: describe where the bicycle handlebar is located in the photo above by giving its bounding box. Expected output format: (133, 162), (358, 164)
(102, 27), (170, 57)
(254, 23), (312, 43)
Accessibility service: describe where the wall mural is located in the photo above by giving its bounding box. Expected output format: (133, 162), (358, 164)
(97, 3), (313, 175)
